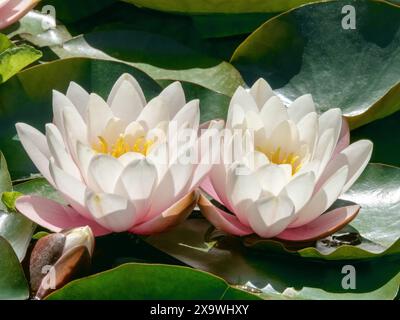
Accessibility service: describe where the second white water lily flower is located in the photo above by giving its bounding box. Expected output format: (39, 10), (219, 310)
(200, 78), (373, 241)
(15, 74), (222, 236)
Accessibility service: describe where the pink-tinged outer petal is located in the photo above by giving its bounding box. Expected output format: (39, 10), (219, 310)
(198, 193), (253, 236)
(276, 205), (360, 242)
(15, 195), (111, 236)
(333, 117), (350, 156)
(199, 176), (223, 204)
(0, 0), (39, 29)
(130, 191), (199, 235)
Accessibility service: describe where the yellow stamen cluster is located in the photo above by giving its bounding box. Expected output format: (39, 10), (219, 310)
(267, 147), (302, 175)
(93, 135), (154, 157)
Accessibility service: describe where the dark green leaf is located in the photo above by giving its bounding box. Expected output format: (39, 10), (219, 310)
(122, 0), (317, 14)
(351, 111), (400, 167)
(46, 263), (261, 300)
(0, 236), (29, 300)
(231, 0), (400, 129)
(39, 0), (117, 23)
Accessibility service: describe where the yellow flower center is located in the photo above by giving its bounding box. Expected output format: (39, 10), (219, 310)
(263, 147), (302, 175)
(93, 134), (154, 157)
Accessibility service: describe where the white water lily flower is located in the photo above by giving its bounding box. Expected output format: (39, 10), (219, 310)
(0, 0), (39, 29)
(15, 74), (222, 236)
(200, 78), (373, 241)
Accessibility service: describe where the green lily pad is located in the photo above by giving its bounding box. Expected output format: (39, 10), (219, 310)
(191, 13), (277, 38)
(0, 34), (42, 84)
(351, 111), (400, 167)
(0, 236), (29, 300)
(46, 263), (261, 300)
(0, 57), (161, 179)
(147, 218), (400, 300)
(231, 0), (400, 129)
(39, 0), (117, 24)
(122, 0), (317, 14)
(51, 30), (244, 96)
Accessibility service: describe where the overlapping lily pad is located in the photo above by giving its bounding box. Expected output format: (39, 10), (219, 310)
(231, 0), (400, 129)
(51, 30), (244, 96)
(123, 0), (317, 14)
(46, 263), (260, 300)
(0, 57), (161, 179)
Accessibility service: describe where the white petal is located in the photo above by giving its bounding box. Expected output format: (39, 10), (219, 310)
(66, 82), (90, 122)
(15, 123), (53, 185)
(245, 110), (264, 131)
(320, 140), (373, 193)
(267, 120), (299, 155)
(114, 159), (157, 217)
(171, 99), (200, 131)
(229, 86), (258, 113)
(249, 78), (275, 108)
(108, 79), (144, 123)
(102, 118), (126, 145)
(248, 195), (295, 238)
(49, 160), (90, 219)
(280, 172), (315, 212)
(319, 108), (342, 148)
(52, 90), (76, 139)
(290, 165), (349, 228)
(297, 111), (318, 156)
(85, 192), (136, 232)
(124, 121), (145, 145)
(118, 152), (145, 166)
(87, 93), (113, 143)
(76, 141), (96, 182)
(137, 96), (169, 130)
(188, 125), (222, 190)
(87, 155), (124, 193)
(260, 96), (289, 137)
(107, 73), (146, 108)
(312, 128), (336, 179)
(46, 124), (81, 180)
(227, 163), (262, 226)
(287, 94), (316, 123)
(159, 81), (186, 117)
(62, 105), (88, 160)
(147, 162), (193, 219)
(256, 164), (290, 196)
(226, 103), (246, 129)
